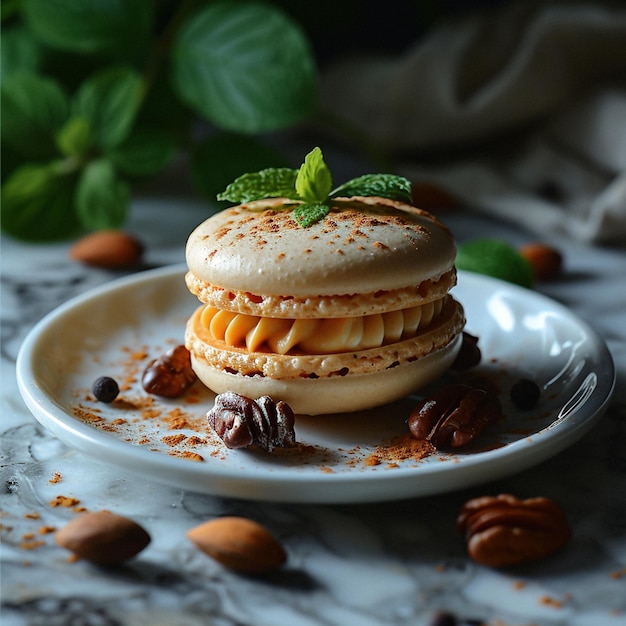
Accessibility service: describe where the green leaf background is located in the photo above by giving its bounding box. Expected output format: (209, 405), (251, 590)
(1, 73), (68, 158)
(171, 1), (317, 133)
(21, 0), (153, 56)
(1, 0), (325, 241)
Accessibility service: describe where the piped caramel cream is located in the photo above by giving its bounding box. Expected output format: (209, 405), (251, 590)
(195, 296), (448, 355)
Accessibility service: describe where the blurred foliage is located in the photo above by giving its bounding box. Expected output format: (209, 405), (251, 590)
(1, 0), (317, 240)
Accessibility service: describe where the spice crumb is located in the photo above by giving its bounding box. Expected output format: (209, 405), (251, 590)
(539, 595), (563, 609)
(49, 495), (81, 508)
(19, 540), (46, 550)
(162, 433), (187, 446)
(48, 472), (62, 484)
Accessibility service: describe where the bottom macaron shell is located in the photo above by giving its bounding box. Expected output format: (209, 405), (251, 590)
(188, 333), (462, 416)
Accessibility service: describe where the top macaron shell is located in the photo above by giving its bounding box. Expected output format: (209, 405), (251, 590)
(185, 196), (456, 300)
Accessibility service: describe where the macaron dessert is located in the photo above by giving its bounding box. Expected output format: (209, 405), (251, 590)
(185, 148), (465, 415)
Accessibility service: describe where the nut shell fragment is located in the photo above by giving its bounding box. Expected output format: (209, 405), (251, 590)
(187, 516), (287, 574)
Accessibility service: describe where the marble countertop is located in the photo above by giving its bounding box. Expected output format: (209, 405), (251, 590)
(2, 195), (625, 626)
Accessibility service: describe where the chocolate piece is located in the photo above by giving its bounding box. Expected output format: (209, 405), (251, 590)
(408, 383), (502, 448)
(207, 392), (296, 452)
(142, 345), (197, 398)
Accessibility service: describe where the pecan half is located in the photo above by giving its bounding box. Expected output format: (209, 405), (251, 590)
(142, 345), (197, 397)
(457, 494), (571, 567)
(408, 384), (501, 448)
(207, 392), (296, 452)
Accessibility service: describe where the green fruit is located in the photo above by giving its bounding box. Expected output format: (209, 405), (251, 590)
(456, 239), (534, 288)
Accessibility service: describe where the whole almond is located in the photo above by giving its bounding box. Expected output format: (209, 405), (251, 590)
(69, 230), (143, 269)
(55, 510), (150, 564)
(519, 243), (563, 281)
(187, 516), (286, 574)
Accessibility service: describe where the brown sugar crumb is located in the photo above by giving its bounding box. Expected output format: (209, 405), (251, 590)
(162, 433), (187, 446)
(38, 526), (56, 535)
(24, 512), (40, 520)
(49, 495), (81, 508)
(48, 472), (62, 484)
(72, 506), (88, 513)
(111, 418), (128, 426)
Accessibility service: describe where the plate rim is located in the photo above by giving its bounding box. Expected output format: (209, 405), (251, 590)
(16, 264), (616, 503)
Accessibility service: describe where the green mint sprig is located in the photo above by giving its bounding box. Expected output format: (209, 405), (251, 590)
(217, 147), (412, 227)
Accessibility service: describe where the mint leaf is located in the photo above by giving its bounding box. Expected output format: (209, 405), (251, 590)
(295, 146), (332, 203)
(293, 203), (330, 228)
(171, 1), (317, 133)
(217, 168), (298, 203)
(74, 66), (143, 150)
(76, 159), (129, 229)
(1, 162), (80, 241)
(331, 174), (412, 203)
(216, 147), (411, 229)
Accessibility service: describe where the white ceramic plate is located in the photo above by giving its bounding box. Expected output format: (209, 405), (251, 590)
(17, 265), (615, 503)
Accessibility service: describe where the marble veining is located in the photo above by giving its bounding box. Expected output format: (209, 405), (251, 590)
(1, 200), (625, 626)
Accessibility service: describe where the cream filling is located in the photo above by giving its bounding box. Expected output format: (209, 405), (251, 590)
(197, 297), (447, 355)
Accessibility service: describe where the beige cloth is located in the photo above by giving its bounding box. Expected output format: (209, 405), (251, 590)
(320, 1), (626, 245)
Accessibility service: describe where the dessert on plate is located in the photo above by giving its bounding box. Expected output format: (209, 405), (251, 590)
(184, 148), (465, 414)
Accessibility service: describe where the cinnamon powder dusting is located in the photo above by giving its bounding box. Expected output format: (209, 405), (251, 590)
(365, 434), (435, 467)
